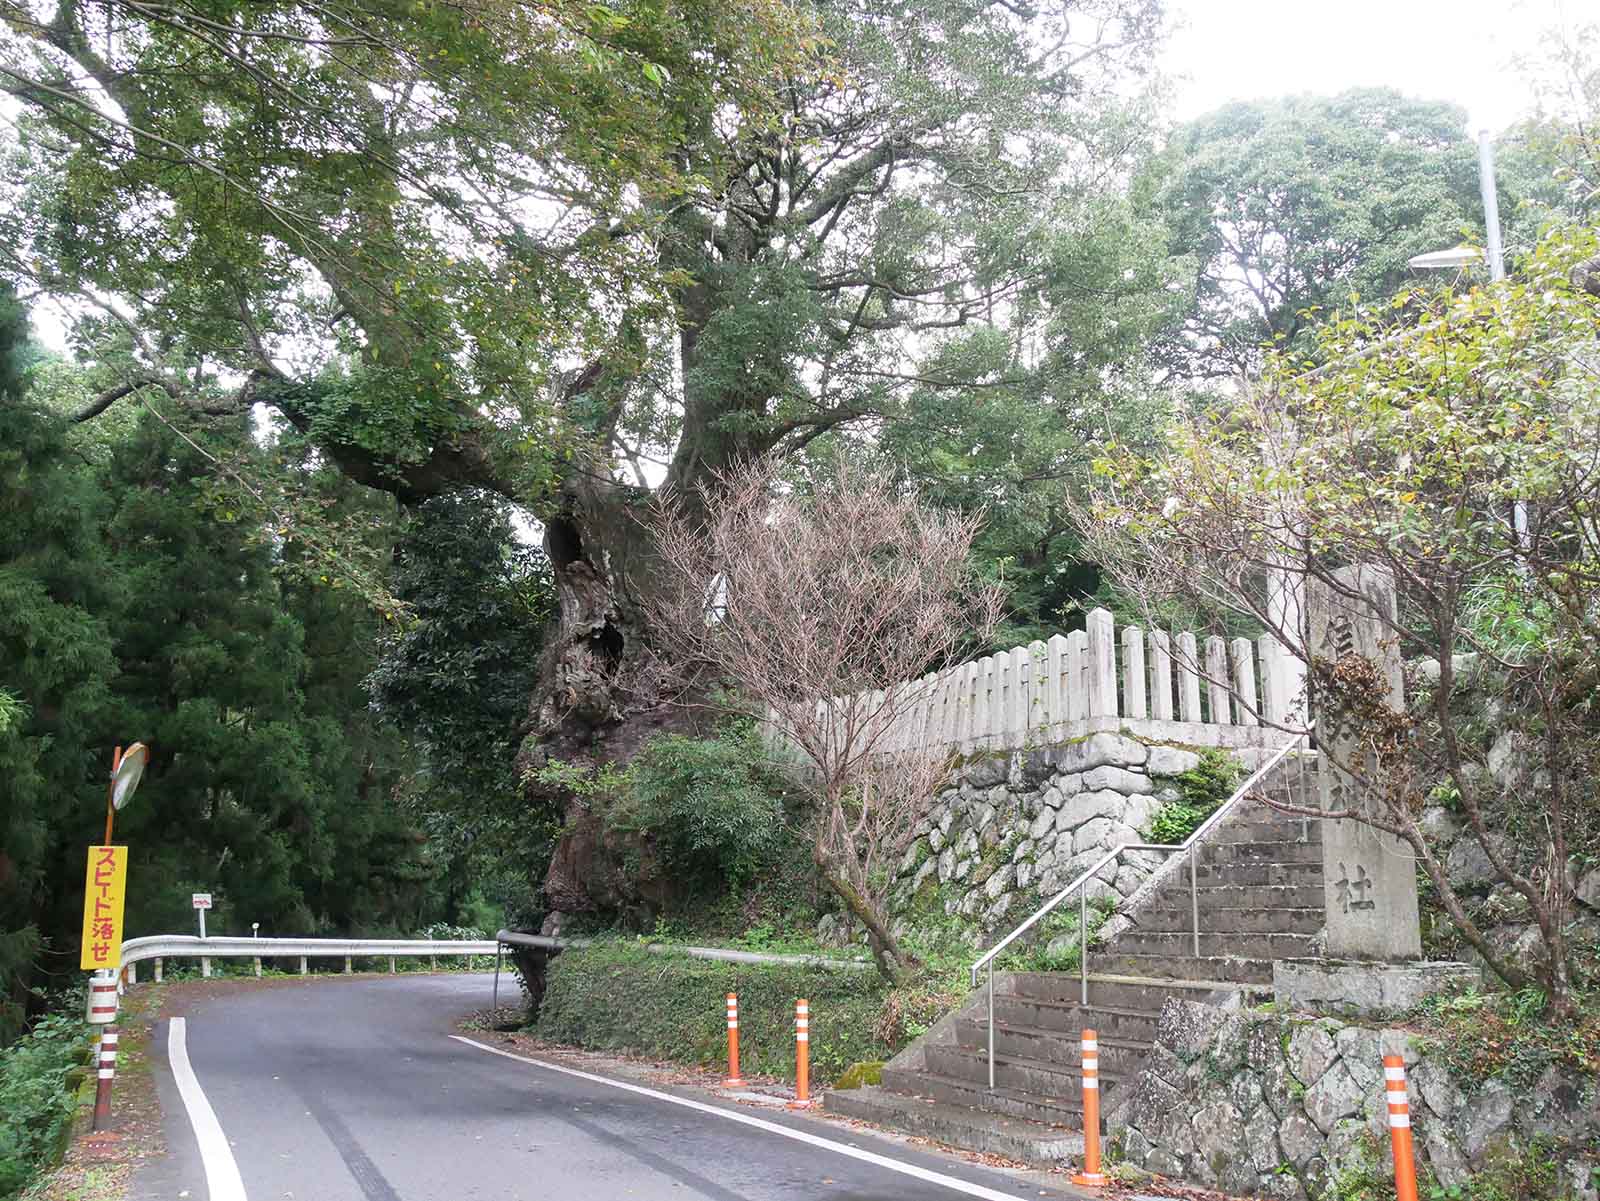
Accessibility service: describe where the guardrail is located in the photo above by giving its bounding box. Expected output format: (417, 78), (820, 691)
(116, 930), (877, 1009)
(118, 934), (501, 986)
(494, 930), (876, 972)
(967, 734), (1311, 1089)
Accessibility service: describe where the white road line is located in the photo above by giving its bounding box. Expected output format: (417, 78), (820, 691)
(450, 1035), (1034, 1201)
(168, 1017), (249, 1201)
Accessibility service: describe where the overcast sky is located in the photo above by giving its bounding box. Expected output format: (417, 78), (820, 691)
(1161, 0), (1582, 132)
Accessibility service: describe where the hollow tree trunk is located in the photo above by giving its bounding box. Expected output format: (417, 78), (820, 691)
(519, 458), (700, 920)
(519, 207), (781, 923)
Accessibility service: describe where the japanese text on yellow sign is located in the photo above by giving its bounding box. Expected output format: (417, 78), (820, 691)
(80, 846), (127, 971)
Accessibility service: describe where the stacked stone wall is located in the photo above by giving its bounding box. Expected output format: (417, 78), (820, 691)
(816, 730), (1258, 947)
(1111, 997), (1599, 1201)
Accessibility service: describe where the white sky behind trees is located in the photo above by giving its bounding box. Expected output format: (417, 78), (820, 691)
(1162, 0), (1579, 131)
(21, 0), (1583, 357)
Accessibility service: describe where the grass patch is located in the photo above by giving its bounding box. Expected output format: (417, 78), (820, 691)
(1144, 749), (1244, 844)
(535, 939), (896, 1085)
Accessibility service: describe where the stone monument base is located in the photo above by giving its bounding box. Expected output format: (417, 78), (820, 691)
(1273, 959), (1480, 1019)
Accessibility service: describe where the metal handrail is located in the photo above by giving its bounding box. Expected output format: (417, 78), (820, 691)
(967, 735), (1309, 1090)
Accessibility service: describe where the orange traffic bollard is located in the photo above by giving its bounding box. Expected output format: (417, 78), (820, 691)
(722, 993), (746, 1087)
(787, 998), (813, 1109)
(1071, 1028), (1107, 1187)
(1384, 1055), (1419, 1201)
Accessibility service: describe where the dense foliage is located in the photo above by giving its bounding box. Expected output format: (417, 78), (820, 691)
(366, 493), (554, 926)
(535, 941), (894, 1085)
(0, 1013), (85, 1196)
(1153, 88), (1483, 381)
(0, 297), (533, 1034)
(1143, 749), (1245, 845)
(619, 724), (792, 891)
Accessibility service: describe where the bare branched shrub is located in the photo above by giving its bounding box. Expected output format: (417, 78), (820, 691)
(646, 458), (1002, 982)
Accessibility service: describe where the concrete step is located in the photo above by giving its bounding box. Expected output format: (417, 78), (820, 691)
(1206, 820), (1321, 845)
(1008, 971), (1242, 1011)
(1199, 840), (1322, 865)
(955, 1017), (1150, 1074)
(1107, 930), (1317, 959)
(1145, 883), (1326, 910)
(1131, 906), (1324, 935)
(1193, 860), (1323, 887)
(880, 1063), (1086, 1127)
(825, 1086), (1083, 1164)
(1088, 952), (1274, 985)
(991, 996), (1159, 1042)
(924, 1043), (1109, 1099)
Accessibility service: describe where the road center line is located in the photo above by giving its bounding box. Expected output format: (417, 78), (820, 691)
(450, 1035), (1035, 1201)
(168, 1017), (249, 1201)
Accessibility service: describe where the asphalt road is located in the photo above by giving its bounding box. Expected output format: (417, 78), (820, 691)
(135, 972), (1072, 1201)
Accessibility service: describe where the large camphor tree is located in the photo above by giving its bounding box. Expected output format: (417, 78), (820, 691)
(1, 0), (1170, 915)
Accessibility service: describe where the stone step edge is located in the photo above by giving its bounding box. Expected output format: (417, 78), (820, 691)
(1080, 971), (1254, 991)
(991, 997), (1164, 1021)
(1135, 905), (1325, 915)
(824, 1086), (1085, 1162)
(884, 1067), (1092, 1117)
(958, 1018), (1154, 1053)
(932, 1044), (1130, 1086)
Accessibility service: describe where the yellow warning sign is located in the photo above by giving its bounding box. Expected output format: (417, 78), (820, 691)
(80, 846), (128, 971)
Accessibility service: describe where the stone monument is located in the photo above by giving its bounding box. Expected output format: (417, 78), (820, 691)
(1307, 564), (1422, 961)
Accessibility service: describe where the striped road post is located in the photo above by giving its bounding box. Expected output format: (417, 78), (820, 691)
(1070, 1028), (1107, 1187)
(92, 1026), (118, 1131)
(722, 994), (746, 1088)
(1384, 1055), (1419, 1201)
(786, 999), (813, 1109)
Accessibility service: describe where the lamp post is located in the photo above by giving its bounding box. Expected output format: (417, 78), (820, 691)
(1408, 129), (1525, 550)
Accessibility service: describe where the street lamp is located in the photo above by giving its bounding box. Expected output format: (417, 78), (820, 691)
(1407, 131), (1506, 281)
(1408, 130), (1526, 550)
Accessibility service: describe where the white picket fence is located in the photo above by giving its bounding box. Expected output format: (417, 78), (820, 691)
(778, 607), (1299, 758)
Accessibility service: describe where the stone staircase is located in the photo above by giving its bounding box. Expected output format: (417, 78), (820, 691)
(828, 764), (1325, 1163)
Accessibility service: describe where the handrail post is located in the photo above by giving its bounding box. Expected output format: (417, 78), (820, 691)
(986, 961), (995, 1091)
(1190, 843), (1200, 958)
(1079, 884), (1088, 1004)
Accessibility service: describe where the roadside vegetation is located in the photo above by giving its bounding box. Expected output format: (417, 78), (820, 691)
(0, 1012), (89, 1198)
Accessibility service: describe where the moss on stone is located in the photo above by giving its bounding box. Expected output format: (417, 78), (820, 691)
(832, 1060), (885, 1090)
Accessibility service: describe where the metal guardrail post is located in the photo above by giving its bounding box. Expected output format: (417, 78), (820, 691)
(986, 961), (995, 1090)
(1079, 884), (1088, 1004)
(1190, 844), (1201, 957)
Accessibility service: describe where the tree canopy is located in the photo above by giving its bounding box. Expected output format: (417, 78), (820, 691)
(1154, 88), (1483, 381)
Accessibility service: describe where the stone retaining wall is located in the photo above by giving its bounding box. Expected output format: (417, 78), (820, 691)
(1109, 996), (1599, 1201)
(830, 731), (1278, 948)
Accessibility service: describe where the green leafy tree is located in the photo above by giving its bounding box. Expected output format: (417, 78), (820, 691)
(0, 289), (118, 1042)
(1154, 88), (1483, 380)
(1077, 223), (1600, 1016)
(4, 0), (1170, 919)
(88, 413), (437, 938)
(366, 492), (554, 921)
